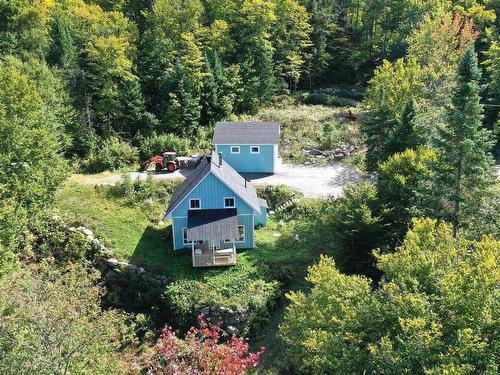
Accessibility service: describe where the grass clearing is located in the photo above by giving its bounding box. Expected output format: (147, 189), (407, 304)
(239, 102), (364, 165)
(55, 180), (325, 278)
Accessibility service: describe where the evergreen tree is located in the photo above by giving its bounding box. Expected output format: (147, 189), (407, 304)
(436, 46), (495, 235)
(387, 98), (423, 154)
(363, 58), (425, 171)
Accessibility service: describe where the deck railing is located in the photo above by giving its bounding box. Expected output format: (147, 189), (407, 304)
(192, 243), (236, 267)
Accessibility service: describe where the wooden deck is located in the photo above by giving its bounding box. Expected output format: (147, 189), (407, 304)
(192, 243), (237, 267)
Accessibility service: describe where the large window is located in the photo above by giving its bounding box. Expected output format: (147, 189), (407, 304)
(189, 198), (201, 209)
(225, 225), (245, 243)
(250, 146), (260, 154)
(224, 197), (235, 208)
(230, 146), (240, 154)
(182, 227), (191, 245)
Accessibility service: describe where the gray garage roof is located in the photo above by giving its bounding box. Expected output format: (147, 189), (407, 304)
(212, 122), (280, 144)
(187, 208), (238, 242)
(165, 152), (267, 218)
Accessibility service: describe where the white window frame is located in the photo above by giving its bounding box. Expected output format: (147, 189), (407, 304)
(224, 197), (236, 208)
(182, 227), (192, 245)
(225, 225), (245, 243)
(189, 198), (201, 210)
(250, 145), (260, 154)
(230, 145), (240, 154)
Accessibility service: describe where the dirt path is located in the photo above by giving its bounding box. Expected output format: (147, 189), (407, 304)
(70, 163), (367, 198)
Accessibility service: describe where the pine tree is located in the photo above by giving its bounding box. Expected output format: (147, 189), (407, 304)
(201, 52), (219, 127)
(436, 46), (494, 236)
(387, 98), (423, 154)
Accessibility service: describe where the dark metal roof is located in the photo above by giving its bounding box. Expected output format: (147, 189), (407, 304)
(165, 152), (268, 217)
(187, 208), (238, 241)
(212, 122), (281, 144)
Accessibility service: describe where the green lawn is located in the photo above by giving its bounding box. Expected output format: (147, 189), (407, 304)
(55, 179), (323, 279)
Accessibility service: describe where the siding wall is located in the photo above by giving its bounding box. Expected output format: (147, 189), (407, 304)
(214, 144), (276, 173)
(170, 172), (256, 250)
(255, 206), (267, 226)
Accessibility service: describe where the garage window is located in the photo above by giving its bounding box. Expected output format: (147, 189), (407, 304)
(250, 146), (260, 154)
(231, 146), (240, 154)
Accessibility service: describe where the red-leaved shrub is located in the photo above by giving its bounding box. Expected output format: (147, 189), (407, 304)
(147, 317), (265, 375)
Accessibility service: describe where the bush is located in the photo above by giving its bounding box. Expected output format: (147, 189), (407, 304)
(147, 317), (265, 375)
(136, 132), (190, 161)
(257, 185), (302, 210)
(19, 216), (94, 264)
(162, 258), (280, 335)
(298, 88), (361, 107)
(111, 174), (180, 207)
(320, 121), (343, 150)
(82, 136), (139, 173)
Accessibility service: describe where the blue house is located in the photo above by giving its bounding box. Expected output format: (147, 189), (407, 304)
(164, 152), (268, 267)
(212, 122), (281, 174)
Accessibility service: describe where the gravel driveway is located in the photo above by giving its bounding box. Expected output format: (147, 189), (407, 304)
(122, 163), (366, 198)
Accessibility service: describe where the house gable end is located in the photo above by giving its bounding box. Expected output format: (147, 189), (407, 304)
(170, 172), (254, 217)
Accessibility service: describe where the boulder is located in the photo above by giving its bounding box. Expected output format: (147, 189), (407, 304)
(308, 148), (323, 156)
(226, 325), (240, 336)
(106, 258), (120, 268)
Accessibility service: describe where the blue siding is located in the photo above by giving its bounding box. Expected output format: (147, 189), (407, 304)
(171, 173), (254, 217)
(255, 206), (267, 226)
(215, 144), (276, 173)
(170, 172), (258, 250)
(172, 216), (188, 250)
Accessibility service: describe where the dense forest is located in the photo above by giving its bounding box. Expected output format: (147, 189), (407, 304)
(0, 0), (499, 374)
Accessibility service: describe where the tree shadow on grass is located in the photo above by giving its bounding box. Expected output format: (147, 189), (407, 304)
(130, 223), (199, 279)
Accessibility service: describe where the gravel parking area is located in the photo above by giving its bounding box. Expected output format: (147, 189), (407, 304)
(122, 163), (366, 198)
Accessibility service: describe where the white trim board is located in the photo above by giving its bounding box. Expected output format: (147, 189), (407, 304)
(214, 143), (278, 146)
(224, 196), (236, 208)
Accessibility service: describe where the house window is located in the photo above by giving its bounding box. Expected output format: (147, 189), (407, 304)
(225, 225), (245, 243)
(182, 228), (192, 245)
(224, 197), (235, 208)
(250, 146), (260, 154)
(189, 199), (201, 209)
(230, 146), (240, 154)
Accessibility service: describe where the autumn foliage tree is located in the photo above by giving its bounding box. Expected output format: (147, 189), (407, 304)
(147, 317), (265, 375)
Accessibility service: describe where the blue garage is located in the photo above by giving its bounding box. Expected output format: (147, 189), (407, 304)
(212, 121), (280, 174)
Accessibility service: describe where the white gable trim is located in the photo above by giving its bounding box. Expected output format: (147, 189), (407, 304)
(214, 143), (277, 146)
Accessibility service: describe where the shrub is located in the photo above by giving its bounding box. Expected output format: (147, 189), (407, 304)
(147, 317), (265, 375)
(20, 216), (94, 264)
(320, 121), (343, 150)
(162, 258), (280, 335)
(257, 185), (301, 210)
(0, 266), (127, 374)
(298, 88), (361, 107)
(82, 136), (139, 173)
(111, 174), (180, 207)
(136, 132), (190, 161)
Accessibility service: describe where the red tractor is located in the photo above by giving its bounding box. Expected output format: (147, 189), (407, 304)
(142, 152), (178, 172)
(141, 152), (202, 173)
